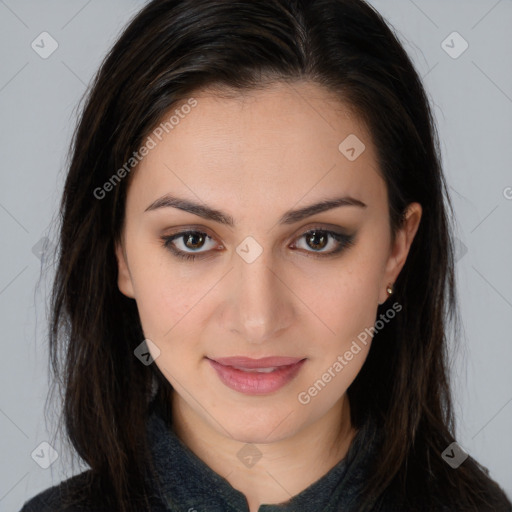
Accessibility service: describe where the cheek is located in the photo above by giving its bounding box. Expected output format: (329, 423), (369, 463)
(125, 239), (200, 340)
(293, 266), (380, 411)
(296, 254), (384, 344)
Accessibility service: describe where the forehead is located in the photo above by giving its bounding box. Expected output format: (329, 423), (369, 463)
(128, 81), (386, 216)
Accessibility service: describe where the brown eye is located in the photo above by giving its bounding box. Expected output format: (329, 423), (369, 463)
(183, 232), (206, 250)
(293, 229), (355, 257)
(161, 230), (217, 260)
(305, 231), (329, 251)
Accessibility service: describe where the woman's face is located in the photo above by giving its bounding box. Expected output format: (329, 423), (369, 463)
(116, 81), (421, 443)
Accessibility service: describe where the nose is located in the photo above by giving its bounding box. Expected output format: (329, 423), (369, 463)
(221, 250), (295, 344)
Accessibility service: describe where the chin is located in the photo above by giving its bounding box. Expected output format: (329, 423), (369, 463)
(230, 427), (292, 445)
(214, 408), (301, 445)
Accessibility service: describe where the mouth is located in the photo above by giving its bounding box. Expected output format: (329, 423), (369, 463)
(206, 356), (307, 395)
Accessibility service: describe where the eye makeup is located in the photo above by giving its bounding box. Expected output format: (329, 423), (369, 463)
(160, 225), (356, 262)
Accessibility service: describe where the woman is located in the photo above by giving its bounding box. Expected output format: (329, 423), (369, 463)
(20, 0), (511, 511)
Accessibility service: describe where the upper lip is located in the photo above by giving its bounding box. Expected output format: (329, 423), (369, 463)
(208, 356), (306, 369)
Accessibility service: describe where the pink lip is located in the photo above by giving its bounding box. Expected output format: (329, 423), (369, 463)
(211, 356), (304, 368)
(207, 356), (306, 395)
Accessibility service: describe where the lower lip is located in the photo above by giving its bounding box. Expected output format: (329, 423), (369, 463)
(207, 359), (306, 395)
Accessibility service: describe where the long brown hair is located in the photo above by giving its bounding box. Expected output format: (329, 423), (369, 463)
(48, 0), (511, 510)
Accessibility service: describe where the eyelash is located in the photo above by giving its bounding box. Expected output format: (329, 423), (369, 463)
(160, 227), (355, 262)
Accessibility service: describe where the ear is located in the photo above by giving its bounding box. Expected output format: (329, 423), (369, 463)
(115, 239), (136, 298)
(378, 202), (422, 305)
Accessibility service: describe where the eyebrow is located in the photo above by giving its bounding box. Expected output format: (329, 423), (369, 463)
(144, 194), (367, 226)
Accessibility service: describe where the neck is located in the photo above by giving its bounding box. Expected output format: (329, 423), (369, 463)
(171, 392), (356, 512)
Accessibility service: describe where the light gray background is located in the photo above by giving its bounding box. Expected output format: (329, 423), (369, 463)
(0, 0), (511, 509)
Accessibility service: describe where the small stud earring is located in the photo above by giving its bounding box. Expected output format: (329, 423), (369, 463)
(386, 283), (394, 297)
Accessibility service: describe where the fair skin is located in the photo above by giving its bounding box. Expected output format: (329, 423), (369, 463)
(115, 81), (421, 511)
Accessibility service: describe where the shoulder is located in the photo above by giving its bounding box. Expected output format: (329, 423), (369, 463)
(371, 468), (512, 512)
(19, 470), (107, 512)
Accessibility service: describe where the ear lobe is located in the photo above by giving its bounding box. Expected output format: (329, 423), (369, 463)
(380, 202), (422, 303)
(115, 240), (135, 298)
